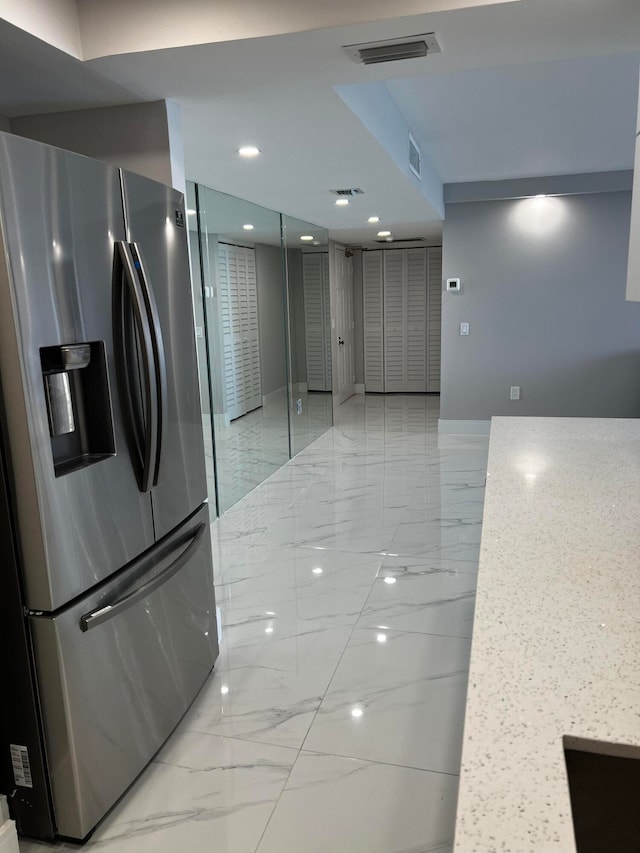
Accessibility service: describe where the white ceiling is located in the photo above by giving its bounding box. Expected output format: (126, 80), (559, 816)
(1, 0), (640, 245)
(385, 53), (639, 183)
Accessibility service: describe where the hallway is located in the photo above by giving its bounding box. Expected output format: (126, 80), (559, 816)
(21, 394), (489, 853)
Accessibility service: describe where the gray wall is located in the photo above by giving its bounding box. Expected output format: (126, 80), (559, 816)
(10, 101), (182, 189)
(255, 243), (287, 397)
(440, 191), (640, 421)
(0, 117), (11, 132)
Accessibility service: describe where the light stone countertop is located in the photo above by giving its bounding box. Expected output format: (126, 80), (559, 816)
(454, 417), (640, 853)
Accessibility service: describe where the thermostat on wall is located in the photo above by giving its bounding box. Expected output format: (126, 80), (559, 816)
(446, 278), (461, 292)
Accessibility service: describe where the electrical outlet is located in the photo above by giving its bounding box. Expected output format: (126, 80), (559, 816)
(296, 398), (302, 415)
(510, 386), (521, 400)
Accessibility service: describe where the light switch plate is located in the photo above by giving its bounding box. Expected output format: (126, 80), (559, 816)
(510, 386), (521, 400)
(460, 322), (470, 336)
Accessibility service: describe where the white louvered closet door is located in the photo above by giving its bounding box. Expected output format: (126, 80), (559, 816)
(383, 251), (407, 392)
(426, 247), (442, 392)
(322, 255), (332, 389)
(303, 254), (331, 391)
(406, 249), (428, 392)
(363, 251), (384, 392)
(218, 244), (262, 421)
(363, 247), (437, 394)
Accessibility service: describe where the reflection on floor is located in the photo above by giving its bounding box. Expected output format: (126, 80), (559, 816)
(19, 394), (489, 853)
(206, 390), (333, 513)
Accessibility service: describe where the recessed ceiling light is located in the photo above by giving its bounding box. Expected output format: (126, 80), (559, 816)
(377, 230), (391, 237)
(300, 235), (314, 242)
(335, 198), (350, 207)
(238, 146), (261, 158)
(220, 685), (229, 695)
(351, 707), (364, 718)
(186, 209), (197, 215)
(383, 576), (397, 585)
(243, 223), (254, 230)
(376, 633), (387, 643)
(368, 216), (380, 223)
(265, 626), (274, 634)
(312, 567), (323, 575)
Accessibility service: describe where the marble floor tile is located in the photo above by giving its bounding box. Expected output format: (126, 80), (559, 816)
(303, 628), (472, 773)
(20, 735), (297, 853)
(20, 395), (489, 853)
(357, 571), (477, 638)
(178, 650), (343, 749)
(256, 752), (457, 853)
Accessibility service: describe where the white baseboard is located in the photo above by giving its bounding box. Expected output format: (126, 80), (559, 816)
(213, 412), (231, 430)
(355, 384), (365, 394)
(438, 418), (491, 435)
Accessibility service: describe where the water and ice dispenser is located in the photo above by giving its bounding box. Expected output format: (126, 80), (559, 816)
(40, 342), (115, 476)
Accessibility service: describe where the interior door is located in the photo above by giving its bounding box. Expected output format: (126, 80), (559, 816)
(383, 250), (406, 392)
(218, 244), (261, 420)
(120, 170), (207, 540)
(427, 247), (443, 392)
(363, 251), (384, 393)
(303, 253), (330, 391)
(406, 248), (428, 393)
(333, 245), (355, 405)
(0, 134), (154, 612)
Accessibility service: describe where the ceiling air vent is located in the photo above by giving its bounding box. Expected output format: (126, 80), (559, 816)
(409, 134), (421, 180)
(344, 34), (441, 66)
(331, 188), (364, 197)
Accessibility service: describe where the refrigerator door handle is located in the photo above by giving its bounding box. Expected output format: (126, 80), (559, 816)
(129, 243), (167, 488)
(113, 241), (159, 492)
(79, 522), (206, 632)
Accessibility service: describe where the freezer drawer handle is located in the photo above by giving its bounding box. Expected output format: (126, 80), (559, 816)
(79, 522), (206, 632)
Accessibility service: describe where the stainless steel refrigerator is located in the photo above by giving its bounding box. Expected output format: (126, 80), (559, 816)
(0, 131), (219, 842)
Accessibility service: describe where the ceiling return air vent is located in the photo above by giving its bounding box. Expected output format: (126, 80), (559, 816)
(331, 188), (364, 197)
(408, 134), (421, 180)
(344, 34), (441, 66)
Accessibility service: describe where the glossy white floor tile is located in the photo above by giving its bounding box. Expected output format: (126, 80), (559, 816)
(357, 571), (477, 638)
(302, 628), (472, 773)
(20, 735), (297, 853)
(256, 752), (457, 853)
(20, 395), (489, 853)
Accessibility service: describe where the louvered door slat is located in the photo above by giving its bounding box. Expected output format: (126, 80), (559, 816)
(303, 254), (330, 391)
(363, 251), (384, 392)
(426, 247), (442, 393)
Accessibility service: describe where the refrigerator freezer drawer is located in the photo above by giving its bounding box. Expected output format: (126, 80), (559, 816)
(29, 504), (218, 841)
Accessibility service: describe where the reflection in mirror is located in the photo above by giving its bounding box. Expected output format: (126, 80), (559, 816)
(190, 184), (290, 513)
(283, 215), (333, 455)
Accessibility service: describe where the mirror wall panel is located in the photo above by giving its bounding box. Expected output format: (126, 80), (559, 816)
(191, 184), (290, 513)
(282, 215), (333, 456)
(186, 182), (218, 520)
(187, 182), (334, 515)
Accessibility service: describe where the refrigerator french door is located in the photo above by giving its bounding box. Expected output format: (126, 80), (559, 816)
(0, 131), (218, 842)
